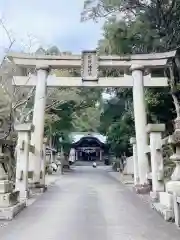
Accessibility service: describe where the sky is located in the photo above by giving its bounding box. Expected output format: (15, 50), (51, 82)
(0, 0), (111, 99)
(0, 0), (104, 54)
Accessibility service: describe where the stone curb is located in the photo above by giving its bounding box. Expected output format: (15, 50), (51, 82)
(26, 173), (61, 207)
(107, 170), (151, 204)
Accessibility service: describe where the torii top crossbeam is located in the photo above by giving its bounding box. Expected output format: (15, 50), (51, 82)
(7, 48), (180, 70)
(7, 48), (180, 87)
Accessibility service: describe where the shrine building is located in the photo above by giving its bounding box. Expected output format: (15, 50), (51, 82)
(70, 133), (109, 162)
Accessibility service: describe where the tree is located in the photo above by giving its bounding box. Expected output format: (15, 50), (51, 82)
(46, 46), (60, 55)
(98, 88), (134, 156)
(96, 1), (179, 124)
(82, 0), (180, 34)
(107, 112), (134, 157)
(72, 106), (101, 132)
(81, 0), (134, 21)
(81, 0), (180, 156)
(0, 18), (38, 140)
(35, 47), (46, 54)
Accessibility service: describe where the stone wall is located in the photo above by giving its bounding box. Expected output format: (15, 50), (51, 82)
(123, 156), (134, 175)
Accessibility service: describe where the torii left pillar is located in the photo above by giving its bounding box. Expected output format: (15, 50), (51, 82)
(29, 65), (49, 184)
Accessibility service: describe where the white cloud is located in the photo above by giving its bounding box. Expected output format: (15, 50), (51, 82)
(0, 0), (104, 54)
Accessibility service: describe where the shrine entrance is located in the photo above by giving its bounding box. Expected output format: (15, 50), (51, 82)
(8, 49), (173, 185)
(72, 135), (107, 162)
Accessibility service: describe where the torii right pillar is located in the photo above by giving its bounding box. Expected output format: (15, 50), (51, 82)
(131, 64), (150, 190)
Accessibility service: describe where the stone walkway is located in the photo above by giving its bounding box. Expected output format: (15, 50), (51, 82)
(0, 166), (179, 240)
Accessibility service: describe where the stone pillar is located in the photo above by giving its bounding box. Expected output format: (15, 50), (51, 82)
(75, 150), (77, 161)
(131, 64), (149, 185)
(146, 124), (165, 196)
(69, 148), (75, 163)
(40, 143), (46, 186)
(0, 144), (8, 180)
(56, 152), (61, 171)
(166, 118), (180, 195)
(100, 150), (102, 161)
(173, 193), (180, 227)
(29, 65), (49, 183)
(14, 123), (33, 200)
(130, 137), (139, 185)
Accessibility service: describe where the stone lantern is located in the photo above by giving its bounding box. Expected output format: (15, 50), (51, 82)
(166, 118), (180, 195)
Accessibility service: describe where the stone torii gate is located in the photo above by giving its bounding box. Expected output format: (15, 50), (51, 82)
(8, 50), (174, 187)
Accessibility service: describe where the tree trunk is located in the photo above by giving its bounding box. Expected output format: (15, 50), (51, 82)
(172, 93), (180, 118)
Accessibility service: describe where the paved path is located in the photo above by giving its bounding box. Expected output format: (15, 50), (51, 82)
(0, 166), (180, 240)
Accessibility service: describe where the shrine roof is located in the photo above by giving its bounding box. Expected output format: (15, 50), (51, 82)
(70, 132), (107, 144)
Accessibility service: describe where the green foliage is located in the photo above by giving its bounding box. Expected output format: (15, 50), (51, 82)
(46, 46), (60, 55)
(39, 0), (180, 156)
(107, 112), (134, 157)
(57, 132), (73, 154)
(44, 100), (77, 147)
(99, 88), (134, 156)
(35, 47), (103, 147)
(145, 88), (176, 125)
(99, 93), (128, 133)
(82, 0), (180, 156)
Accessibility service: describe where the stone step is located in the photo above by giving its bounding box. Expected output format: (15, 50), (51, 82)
(0, 201), (26, 220)
(0, 180), (13, 194)
(0, 191), (19, 208)
(151, 202), (174, 221)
